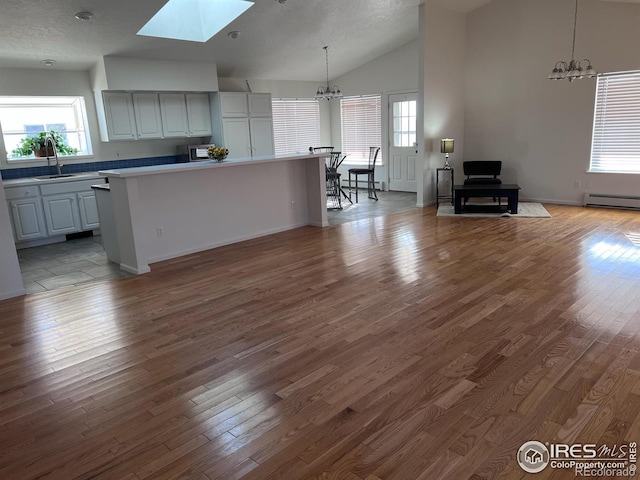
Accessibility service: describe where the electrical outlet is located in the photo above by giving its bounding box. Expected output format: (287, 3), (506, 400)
(156, 227), (164, 238)
(574, 180), (581, 189)
(291, 201), (295, 209)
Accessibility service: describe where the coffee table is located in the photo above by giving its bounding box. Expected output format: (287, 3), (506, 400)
(453, 184), (521, 214)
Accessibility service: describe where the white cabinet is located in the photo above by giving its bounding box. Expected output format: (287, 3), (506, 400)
(159, 93), (189, 137)
(186, 93), (212, 136)
(78, 192), (100, 230)
(5, 186), (47, 242)
(132, 93), (163, 139)
(219, 93), (248, 117)
(249, 117), (275, 157)
(42, 194), (81, 236)
(7, 198), (47, 242)
(101, 92), (137, 141)
(96, 91), (212, 141)
(221, 118), (252, 159)
(211, 92), (275, 159)
(248, 94), (272, 116)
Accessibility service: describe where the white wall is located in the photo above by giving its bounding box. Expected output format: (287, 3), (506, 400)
(0, 177), (26, 300)
(465, 0), (640, 204)
(419, 2), (467, 206)
(0, 67), (212, 169)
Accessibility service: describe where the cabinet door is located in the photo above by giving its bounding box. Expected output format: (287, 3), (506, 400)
(248, 93), (272, 116)
(77, 192), (100, 230)
(132, 93), (162, 139)
(219, 93), (248, 117)
(42, 194), (80, 236)
(103, 92), (137, 140)
(186, 93), (212, 136)
(9, 198), (47, 241)
(221, 118), (252, 159)
(159, 93), (189, 137)
(249, 117), (275, 157)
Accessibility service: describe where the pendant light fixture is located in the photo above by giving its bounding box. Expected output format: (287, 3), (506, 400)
(547, 0), (597, 82)
(315, 46), (343, 100)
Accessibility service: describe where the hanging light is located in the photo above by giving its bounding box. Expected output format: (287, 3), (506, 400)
(315, 46), (343, 100)
(548, 0), (597, 82)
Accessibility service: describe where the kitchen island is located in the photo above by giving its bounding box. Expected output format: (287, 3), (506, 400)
(97, 153), (327, 274)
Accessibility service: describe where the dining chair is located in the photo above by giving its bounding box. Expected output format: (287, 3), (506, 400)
(325, 151), (342, 209)
(348, 147), (380, 202)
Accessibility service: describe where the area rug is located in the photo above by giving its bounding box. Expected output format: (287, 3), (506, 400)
(437, 202), (551, 218)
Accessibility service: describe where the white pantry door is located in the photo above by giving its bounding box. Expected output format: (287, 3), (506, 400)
(388, 92), (418, 192)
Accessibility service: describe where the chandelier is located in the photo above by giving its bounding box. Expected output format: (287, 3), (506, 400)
(547, 0), (596, 82)
(315, 46), (342, 100)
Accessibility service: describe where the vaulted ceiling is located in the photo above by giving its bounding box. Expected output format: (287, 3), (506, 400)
(0, 0), (635, 82)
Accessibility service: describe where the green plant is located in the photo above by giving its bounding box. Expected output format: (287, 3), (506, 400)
(10, 130), (78, 158)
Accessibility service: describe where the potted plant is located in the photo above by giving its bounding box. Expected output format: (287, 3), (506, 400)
(10, 130), (78, 158)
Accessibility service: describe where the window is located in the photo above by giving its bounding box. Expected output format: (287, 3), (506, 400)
(0, 96), (92, 161)
(341, 95), (381, 165)
(272, 99), (320, 155)
(392, 99), (416, 147)
(590, 71), (640, 173)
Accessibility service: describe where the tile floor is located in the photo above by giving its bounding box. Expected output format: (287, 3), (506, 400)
(327, 190), (418, 225)
(16, 190), (418, 293)
(17, 235), (132, 293)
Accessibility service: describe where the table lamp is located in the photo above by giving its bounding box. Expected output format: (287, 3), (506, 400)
(440, 138), (454, 170)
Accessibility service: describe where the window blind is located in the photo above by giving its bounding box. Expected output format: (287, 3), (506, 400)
(590, 71), (640, 173)
(272, 99), (320, 155)
(341, 96), (382, 165)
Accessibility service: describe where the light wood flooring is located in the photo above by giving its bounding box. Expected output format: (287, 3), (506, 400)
(1, 204), (640, 479)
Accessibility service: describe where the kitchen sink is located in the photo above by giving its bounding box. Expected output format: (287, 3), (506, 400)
(34, 174), (79, 180)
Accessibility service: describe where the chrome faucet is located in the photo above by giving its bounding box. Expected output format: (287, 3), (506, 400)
(44, 135), (63, 176)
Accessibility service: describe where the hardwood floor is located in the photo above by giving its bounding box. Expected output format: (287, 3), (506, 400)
(1, 204), (640, 479)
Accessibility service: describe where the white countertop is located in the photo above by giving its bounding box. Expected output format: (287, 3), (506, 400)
(2, 172), (102, 187)
(98, 153), (320, 178)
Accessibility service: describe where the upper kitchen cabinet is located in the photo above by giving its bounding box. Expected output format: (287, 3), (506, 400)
(159, 93), (189, 138)
(95, 91), (212, 141)
(211, 92), (275, 159)
(248, 94), (272, 117)
(132, 93), (163, 139)
(185, 94), (212, 136)
(98, 92), (137, 141)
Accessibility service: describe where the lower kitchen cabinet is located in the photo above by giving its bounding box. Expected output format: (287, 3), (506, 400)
(7, 198), (47, 242)
(42, 193), (81, 236)
(77, 191), (100, 230)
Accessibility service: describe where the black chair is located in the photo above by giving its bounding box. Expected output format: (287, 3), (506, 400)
(348, 147), (380, 202)
(463, 161), (502, 204)
(325, 151), (345, 210)
(463, 161), (502, 185)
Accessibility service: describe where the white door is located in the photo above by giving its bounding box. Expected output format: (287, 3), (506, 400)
(103, 92), (137, 140)
(9, 198), (47, 241)
(388, 92), (418, 192)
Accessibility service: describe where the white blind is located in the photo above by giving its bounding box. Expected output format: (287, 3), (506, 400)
(341, 96), (382, 165)
(591, 71), (640, 173)
(272, 99), (320, 155)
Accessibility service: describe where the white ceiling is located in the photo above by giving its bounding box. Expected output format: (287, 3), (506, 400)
(0, 0), (634, 82)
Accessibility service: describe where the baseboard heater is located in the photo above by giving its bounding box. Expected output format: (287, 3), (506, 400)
(583, 193), (640, 210)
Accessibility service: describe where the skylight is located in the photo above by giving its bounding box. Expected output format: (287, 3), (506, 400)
(137, 0), (254, 43)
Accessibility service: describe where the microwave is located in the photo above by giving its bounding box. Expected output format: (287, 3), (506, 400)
(178, 144), (215, 162)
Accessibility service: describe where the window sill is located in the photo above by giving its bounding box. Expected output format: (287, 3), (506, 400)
(586, 170), (640, 175)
